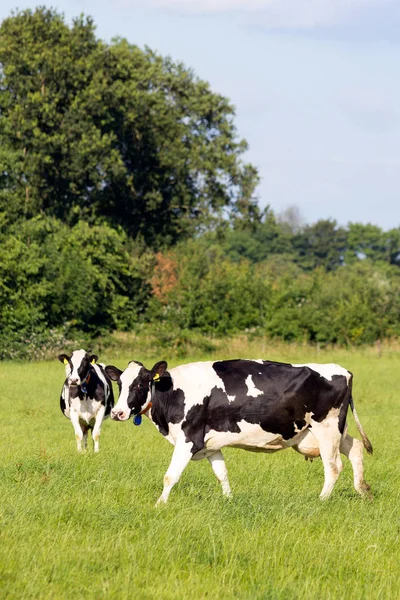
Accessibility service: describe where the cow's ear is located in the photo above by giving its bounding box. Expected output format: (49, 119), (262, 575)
(58, 354), (69, 365)
(89, 354), (98, 365)
(151, 361), (168, 382)
(105, 365), (123, 381)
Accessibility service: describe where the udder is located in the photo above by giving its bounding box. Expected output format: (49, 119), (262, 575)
(293, 430), (321, 460)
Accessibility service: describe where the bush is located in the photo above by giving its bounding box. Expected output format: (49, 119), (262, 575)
(147, 239), (271, 335)
(0, 216), (151, 357)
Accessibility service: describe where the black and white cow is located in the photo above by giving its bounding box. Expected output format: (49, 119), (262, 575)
(58, 349), (114, 452)
(105, 359), (373, 505)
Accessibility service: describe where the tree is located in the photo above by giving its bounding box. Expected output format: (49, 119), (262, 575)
(0, 8), (259, 246)
(0, 142), (25, 226)
(217, 207), (292, 263)
(276, 205), (304, 235)
(292, 219), (347, 271)
(345, 223), (387, 263)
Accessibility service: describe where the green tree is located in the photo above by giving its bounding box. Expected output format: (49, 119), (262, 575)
(218, 207), (292, 263)
(147, 238), (270, 334)
(0, 142), (25, 225)
(0, 215), (151, 348)
(385, 228), (400, 266)
(345, 223), (387, 263)
(345, 223), (400, 267)
(0, 7), (259, 246)
(292, 219), (347, 271)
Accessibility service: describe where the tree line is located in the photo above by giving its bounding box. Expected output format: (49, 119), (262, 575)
(1, 8), (399, 359)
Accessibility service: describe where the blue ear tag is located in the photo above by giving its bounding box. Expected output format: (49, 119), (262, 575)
(133, 415), (142, 426)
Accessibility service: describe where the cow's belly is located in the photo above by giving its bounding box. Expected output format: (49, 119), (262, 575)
(203, 420), (294, 454)
(70, 398), (103, 425)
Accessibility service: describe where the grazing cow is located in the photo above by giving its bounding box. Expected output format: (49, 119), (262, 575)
(105, 359), (373, 505)
(58, 349), (114, 452)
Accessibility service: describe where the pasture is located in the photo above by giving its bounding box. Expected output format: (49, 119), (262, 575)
(0, 341), (399, 599)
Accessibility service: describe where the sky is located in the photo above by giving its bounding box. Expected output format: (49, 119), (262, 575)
(1, 0), (399, 229)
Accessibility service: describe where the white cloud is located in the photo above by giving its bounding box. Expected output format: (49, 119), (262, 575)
(120, 0), (396, 29)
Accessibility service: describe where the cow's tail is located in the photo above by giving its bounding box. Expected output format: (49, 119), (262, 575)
(349, 396), (373, 455)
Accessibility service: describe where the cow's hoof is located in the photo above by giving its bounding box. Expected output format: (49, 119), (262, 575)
(155, 497), (167, 508)
(361, 485), (373, 501)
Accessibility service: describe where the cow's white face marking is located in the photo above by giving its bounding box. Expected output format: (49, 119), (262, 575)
(66, 349), (86, 384)
(112, 362), (145, 421)
(292, 363), (350, 382)
(245, 375), (263, 398)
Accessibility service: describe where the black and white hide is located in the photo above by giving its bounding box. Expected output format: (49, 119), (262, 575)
(58, 349), (114, 452)
(105, 359), (373, 505)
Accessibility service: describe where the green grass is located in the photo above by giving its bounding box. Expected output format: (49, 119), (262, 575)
(1, 343), (399, 599)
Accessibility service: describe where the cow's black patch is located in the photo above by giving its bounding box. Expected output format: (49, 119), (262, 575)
(179, 360), (350, 454)
(151, 375), (186, 437)
(60, 388), (67, 417)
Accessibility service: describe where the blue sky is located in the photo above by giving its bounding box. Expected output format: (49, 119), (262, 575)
(1, 0), (399, 229)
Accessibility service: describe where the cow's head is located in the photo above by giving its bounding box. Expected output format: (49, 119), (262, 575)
(58, 349), (98, 387)
(105, 360), (167, 421)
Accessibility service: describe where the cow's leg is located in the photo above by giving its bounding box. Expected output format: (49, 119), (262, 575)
(340, 434), (371, 497)
(208, 451), (232, 498)
(155, 439), (193, 506)
(69, 409), (84, 452)
(311, 421), (342, 500)
(92, 405), (106, 452)
(82, 425), (89, 451)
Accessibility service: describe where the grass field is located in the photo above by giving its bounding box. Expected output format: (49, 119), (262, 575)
(1, 340), (399, 599)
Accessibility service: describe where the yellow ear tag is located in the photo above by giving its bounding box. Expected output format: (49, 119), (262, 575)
(153, 373), (161, 382)
(63, 358), (68, 365)
(91, 359), (96, 365)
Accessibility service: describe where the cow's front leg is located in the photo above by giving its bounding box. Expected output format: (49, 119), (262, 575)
(208, 451), (232, 498)
(155, 438), (193, 506)
(92, 405), (106, 452)
(69, 409), (84, 452)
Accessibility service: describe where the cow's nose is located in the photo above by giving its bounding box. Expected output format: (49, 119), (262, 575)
(70, 378), (79, 385)
(111, 410), (124, 421)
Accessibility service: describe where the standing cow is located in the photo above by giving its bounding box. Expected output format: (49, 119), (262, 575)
(58, 349), (114, 452)
(105, 359), (373, 505)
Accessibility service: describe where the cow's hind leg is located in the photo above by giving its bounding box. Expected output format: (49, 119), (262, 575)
(340, 434), (371, 497)
(155, 438), (193, 507)
(208, 451), (232, 498)
(311, 421), (342, 500)
(82, 425), (89, 451)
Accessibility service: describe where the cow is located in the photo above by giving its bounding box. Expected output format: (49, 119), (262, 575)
(58, 349), (114, 452)
(105, 359), (373, 505)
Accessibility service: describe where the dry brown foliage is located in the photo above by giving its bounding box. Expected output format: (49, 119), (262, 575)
(150, 251), (178, 304)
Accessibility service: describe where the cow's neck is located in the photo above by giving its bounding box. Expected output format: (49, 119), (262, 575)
(81, 366), (98, 398)
(147, 377), (179, 437)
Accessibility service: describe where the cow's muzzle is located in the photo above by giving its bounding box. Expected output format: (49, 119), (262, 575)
(111, 410), (130, 421)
